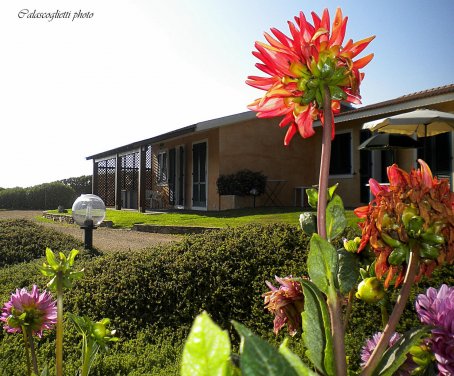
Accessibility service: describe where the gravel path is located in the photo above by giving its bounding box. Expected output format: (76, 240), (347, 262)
(0, 210), (181, 252)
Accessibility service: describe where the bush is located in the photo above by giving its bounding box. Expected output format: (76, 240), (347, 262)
(217, 169), (267, 196)
(0, 187), (27, 209)
(0, 183), (76, 210)
(0, 221), (452, 374)
(67, 224), (309, 338)
(0, 219), (84, 267)
(56, 175), (92, 197)
(26, 182), (76, 210)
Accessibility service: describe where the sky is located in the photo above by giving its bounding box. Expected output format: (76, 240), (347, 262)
(1, 0), (453, 188)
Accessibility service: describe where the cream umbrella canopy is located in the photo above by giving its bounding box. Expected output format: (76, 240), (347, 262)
(362, 109), (454, 137)
(362, 109), (454, 159)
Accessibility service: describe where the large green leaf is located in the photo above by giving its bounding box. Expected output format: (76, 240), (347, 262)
(232, 321), (298, 376)
(325, 195), (347, 241)
(181, 312), (232, 376)
(373, 327), (431, 376)
(301, 280), (334, 376)
(337, 249), (360, 294)
(307, 234), (338, 294)
(279, 339), (318, 376)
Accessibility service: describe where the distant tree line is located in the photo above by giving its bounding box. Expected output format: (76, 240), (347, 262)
(0, 175), (92, 210)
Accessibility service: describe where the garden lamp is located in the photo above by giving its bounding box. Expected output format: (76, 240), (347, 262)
(71, 194), (106, 250)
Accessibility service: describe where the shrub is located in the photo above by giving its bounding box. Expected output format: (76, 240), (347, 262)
(0, 187), (27, 209)
(217, 169), (267, 196)
(26, 182), (76, 210)
(0, 183), (76, 210)
(0, 221), (452, 374)
(0, 219), (85, 267)
(56, 175), (92, 197)
(67, 224), (310, 339)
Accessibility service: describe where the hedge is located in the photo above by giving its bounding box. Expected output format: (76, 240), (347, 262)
(0, 219), (85, 268)
(0, 220), (452, 374)
(0, 183), (76, 210)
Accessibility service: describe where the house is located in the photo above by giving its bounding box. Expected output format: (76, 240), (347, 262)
(86, 84), (454, 211)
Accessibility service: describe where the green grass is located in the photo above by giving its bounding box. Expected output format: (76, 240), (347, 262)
(45, 207), (361, 229)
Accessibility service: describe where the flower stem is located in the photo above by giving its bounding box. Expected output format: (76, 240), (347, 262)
(327, 286), (347, 376)
(361, 250), (420, 376)
(317, 85), (332, 239)
(343, 289), (355, 331)
(318, 85), (346, 376)
(56, 271), (64, 376)
(22, 326), (32, 376)
(27, 330), (39, 375)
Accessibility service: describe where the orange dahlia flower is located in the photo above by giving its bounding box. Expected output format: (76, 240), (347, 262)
(355, 160), (454, 288)
(247, 8), (374, 145)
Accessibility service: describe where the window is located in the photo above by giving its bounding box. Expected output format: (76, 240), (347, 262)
(330, 131), (352, 175)
(157, 151), (168, 184)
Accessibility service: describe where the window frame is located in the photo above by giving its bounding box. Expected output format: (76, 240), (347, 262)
(329, 130), (354, 178)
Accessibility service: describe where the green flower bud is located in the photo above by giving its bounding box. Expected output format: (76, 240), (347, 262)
(356, 277), (385, 304)
(343, 238), (359, 252)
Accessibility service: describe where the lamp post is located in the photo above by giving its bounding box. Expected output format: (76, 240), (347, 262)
(250, 188), (259, 208)
(71, 194), (106, 250)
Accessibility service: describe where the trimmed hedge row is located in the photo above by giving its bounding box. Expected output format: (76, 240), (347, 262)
(0, 219), (85, 267)
(0, 220), (452, 374)
(0, 183), (75, 210)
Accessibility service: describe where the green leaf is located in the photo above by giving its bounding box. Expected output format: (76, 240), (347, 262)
(40, 365), (50, 376)
(301, 279), (334, 376)
(306, 188), (319, 209)
(68, 249), (79, 267)
(45, 248), (59, 269)
(299, 212), (317, 236)
(327, 184), (338, 201)
(373, 327), (431, 376)
(337, 249), (360, 294)
(279, 339), (318, 376)
(307, 234), (338, 294)
(181, 312), (232, 376)
(325, 195), (347, 241)
(232, 321), (297, 376)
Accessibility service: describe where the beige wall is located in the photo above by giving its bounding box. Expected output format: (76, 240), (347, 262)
(151, 128), (220, 210)
(219, 117), (320, 208)
(151, 104), (453, 211)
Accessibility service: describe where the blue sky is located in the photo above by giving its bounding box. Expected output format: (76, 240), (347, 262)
(1, 0), (453, 188)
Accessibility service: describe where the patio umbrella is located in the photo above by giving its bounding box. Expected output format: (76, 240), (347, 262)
(358, 133), (420, 151)
(362, 109), (454, 158)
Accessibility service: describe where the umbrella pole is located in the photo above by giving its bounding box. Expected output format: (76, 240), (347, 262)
(423, 124), (427, 161)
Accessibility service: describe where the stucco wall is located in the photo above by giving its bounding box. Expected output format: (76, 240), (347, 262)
(151, 128), (220, 210)
(219, 117), (320, 208)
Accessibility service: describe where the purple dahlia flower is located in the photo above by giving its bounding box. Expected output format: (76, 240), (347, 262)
(416, 284), (454, 376)
(360, 332), (416, 375)
(1, 285), (57, 338)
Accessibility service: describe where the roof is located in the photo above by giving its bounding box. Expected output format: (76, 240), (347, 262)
(87, 84), (454, 161)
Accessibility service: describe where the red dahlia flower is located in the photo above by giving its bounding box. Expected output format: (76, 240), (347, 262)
(354, 160), (454, 288)
(263, 276), (304, 336)
(247, 8), (374, 145)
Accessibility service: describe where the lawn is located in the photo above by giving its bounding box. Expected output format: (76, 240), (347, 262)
(46, 207), (361, 229)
